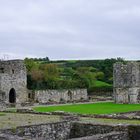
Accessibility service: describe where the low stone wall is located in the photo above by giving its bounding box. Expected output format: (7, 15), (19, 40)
(69, 122), (127, 139)
(0, 133), (25, 140)
(0, 121), (71, 140)
(0, 121), (140, 140)
(34, 89), (88, 104)
(70, 132), (128, 140)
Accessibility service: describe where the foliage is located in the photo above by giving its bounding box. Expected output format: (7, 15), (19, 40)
(24, 57), (125, 91)
(94, 80), (112, 87)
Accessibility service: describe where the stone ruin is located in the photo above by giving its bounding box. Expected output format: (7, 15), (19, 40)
(113, 61), (140, 104)
(32, 89), (88, 104)
(0, 60), (27, 106)
(0, 59), (88, 107)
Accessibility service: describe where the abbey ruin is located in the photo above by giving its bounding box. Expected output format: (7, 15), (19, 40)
(113, 62), (140, 104)
(0, 60), (27, 105)
(0, 60), (87, 106)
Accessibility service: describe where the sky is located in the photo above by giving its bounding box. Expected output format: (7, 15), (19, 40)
(0, 0), (140, 60)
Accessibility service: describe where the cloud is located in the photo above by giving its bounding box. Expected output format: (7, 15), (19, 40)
(0, 0), (140, 60)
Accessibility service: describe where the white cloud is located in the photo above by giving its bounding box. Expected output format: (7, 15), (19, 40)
(0, 0), (140, 60)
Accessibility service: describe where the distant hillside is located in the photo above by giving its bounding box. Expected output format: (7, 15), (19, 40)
(24, 57), (125, 93)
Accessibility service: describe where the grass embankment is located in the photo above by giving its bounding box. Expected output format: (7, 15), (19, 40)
(94, 81), (112, 87)
(33, 102), (140, 115)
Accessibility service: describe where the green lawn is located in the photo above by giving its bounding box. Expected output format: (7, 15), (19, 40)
(33, 102), (140, 115)
(94, 80), (112, 87)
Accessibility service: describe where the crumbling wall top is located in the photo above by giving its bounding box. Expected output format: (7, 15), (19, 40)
(113, 61), (140, 88)
(0, 59), (26, 75)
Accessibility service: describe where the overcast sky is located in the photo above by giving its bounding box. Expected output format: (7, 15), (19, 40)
(0, 0), (140, 60)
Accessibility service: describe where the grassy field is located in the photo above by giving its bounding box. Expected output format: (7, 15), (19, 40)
(33, 102), (140, 115)
(94, 80), (112, 87)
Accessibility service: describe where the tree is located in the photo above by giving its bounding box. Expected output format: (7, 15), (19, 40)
(24, 58), (38, 72)
(43, 64), (60, 89)
(95, 72), (104, 81)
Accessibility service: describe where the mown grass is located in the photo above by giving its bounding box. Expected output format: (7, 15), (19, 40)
(33, 102), (140, 115)
(94, 80), (112, 87)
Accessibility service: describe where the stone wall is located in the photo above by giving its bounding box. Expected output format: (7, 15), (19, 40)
(70, 132), (128, 140)
(113, 62), (140, 104)
(89, 91), (113, 97)
(0, 101), (6, 111)
(69, 122), (127, 139)
(0, 121), (140, 140)
(34, 89), (88, 103)
(0, 121), (71, 140)
(0, 60), (27, 104)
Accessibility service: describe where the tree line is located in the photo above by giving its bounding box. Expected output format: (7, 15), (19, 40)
(24, 57), (125, 92)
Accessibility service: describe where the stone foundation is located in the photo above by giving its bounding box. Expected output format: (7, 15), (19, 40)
(70, 132), (128, 140)
(0, 121), (140, 140)
(0, 121), (71, 140)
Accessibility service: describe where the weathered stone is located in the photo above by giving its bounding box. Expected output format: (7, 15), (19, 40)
(0, 121), (140, 140)
(0, 121), (72, 140)
(69, 132), (128, 140)
(0, 60), (27, 105)
(34, 89), (88, 104)
(70, 122), (124, 139)
(0, 133), (26, 140)
(113, 62), (140, 104)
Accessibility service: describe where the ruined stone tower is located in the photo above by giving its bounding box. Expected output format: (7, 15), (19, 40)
(113, 62), (140, 104)
(0, 60), (27, 104)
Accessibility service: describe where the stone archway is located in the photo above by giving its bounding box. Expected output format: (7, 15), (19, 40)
(9, 88), (16, 103)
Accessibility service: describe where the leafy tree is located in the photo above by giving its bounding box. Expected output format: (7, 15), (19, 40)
(24, 58), (36, 72)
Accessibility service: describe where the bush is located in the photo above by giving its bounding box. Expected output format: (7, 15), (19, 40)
(88, 85), (113, 96)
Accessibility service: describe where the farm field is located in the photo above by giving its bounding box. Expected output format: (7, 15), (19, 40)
(33, 102), (140, 115)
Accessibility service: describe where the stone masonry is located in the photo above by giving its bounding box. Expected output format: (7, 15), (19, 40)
(113, 62), (140, 104)
(34, 89), (88, 104)
(1, 122), (140, 140)
(0, 60), (27, 105)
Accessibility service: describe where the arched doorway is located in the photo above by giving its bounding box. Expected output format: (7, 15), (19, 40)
(9, 88), (16, 103)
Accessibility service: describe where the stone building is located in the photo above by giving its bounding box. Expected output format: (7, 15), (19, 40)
(113, 62), (140, 104)
(0, 60), (27, 105)
(32, 89), (88, 104)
